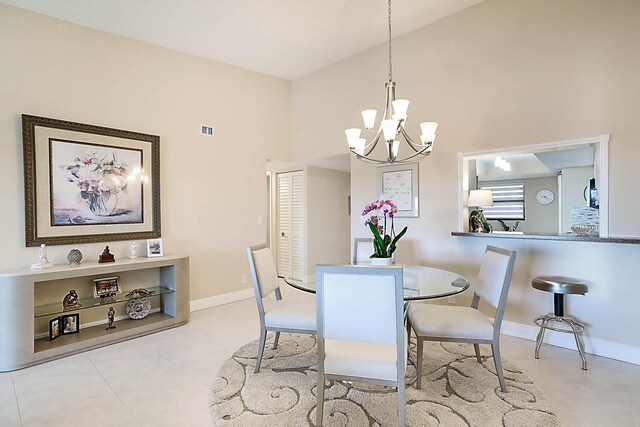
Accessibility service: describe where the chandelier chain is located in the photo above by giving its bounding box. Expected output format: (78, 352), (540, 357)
(388, 0), (393, 82)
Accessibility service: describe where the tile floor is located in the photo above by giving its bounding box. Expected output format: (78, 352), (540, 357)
(0, 298), (638, 426)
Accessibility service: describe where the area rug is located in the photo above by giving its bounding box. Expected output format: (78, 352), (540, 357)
(210, 333), (559, 426)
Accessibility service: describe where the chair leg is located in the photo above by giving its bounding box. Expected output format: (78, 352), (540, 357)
(565, 318), (588, 370)
(416, 337), (424, 389)
(491, 341), (507, 392)
(316, 372), (325, 426)
(273, 331), (280, 350)
(473, 343), (482, 363)
(397, 382), (405, 427)
(255, 327), (267, 373)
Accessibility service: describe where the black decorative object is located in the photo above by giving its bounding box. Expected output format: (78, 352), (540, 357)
(98, 246), (115, 263)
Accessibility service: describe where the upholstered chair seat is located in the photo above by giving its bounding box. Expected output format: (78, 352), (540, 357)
(263, 297), (316, 331)
(408, 305), (494, 340)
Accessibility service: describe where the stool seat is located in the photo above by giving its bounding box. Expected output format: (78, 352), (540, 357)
(532, 276), (588, 295)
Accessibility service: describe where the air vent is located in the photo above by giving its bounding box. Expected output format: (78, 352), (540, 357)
(200, 125), (214, 136)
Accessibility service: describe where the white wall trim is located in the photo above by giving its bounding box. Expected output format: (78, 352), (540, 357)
(190, 288), (254, 312)
(500, 319), (640, 366)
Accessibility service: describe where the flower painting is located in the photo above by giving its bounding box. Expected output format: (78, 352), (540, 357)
(51, 140), (144, 225)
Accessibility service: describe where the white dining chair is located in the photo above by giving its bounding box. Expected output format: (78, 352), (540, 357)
(247, 244), (316, 373)
(407, 245), (517, 392)
(352, 237), (396, 265)
(316, 265), (406, 426)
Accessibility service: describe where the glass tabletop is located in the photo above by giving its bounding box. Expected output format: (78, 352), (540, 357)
(282, 265), (469, 301)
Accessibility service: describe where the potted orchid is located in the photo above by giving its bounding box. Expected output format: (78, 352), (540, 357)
(361, 199), (408, 265)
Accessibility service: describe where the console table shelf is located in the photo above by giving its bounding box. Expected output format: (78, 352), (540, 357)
(34, 285), (175, 318)
(0, 255), (189, 371)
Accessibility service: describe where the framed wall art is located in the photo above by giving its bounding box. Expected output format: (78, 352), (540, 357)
(377, 162), (419, 218)
(22, 115), (161, 246)
(92, 276), (122, 298)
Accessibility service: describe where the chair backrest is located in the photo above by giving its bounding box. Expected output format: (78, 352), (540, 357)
(352, 237), (396, 265)
(473, 245), (517, 326)
(316, 265), (404, 345)
(247, 244), (281, 305)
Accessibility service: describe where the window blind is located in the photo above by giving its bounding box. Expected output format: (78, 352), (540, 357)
(479, 182), (525, 220)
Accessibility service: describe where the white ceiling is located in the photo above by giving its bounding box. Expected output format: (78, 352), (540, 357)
(1, 0), (484, 79)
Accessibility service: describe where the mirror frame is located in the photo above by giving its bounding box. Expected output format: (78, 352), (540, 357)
(457, 134), (609, 237)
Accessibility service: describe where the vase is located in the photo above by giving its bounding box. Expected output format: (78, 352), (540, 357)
(67, 249), (83, 265)
(89, 193), (118, 216)
(370, 257), (392, 266)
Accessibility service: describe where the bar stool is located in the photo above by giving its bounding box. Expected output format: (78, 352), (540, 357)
(532, 276), (588, 370)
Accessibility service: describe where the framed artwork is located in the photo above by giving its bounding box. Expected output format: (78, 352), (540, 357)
(49, 317), (61, 341)
(60, 313), (80, 335)
(22, 115), (161, 246)
(377, 162), (419, 218)
(92, 276), (122, 298)
(147, 238), (164, 257)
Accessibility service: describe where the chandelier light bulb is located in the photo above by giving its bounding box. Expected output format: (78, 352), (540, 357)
(361, 109), (377, 129)
(391, 99), (409, 121)
(391, 140), (400, 158)
(345, 128), (362, 148)
(382, 119), (398, 141)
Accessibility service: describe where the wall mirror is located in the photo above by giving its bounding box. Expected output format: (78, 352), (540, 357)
(457, 135), (609, 238)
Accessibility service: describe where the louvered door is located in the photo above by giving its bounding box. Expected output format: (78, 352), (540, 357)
(276, 171), (304, 279)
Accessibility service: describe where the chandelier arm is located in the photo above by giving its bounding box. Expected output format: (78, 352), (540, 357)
(363, 131), (383, 157)
(392, 145), (434, 163)
(399, 127), (428, 153)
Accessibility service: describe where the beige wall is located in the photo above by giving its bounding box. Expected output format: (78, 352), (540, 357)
(0, 4), (291, 301)
(306, 166), (351, 273)
(292, 0), (640, 348)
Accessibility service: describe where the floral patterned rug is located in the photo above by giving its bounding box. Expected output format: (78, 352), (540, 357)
(210, 334), (559, 426)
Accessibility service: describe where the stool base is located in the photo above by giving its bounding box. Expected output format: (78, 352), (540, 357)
(534, 315), (587, 370)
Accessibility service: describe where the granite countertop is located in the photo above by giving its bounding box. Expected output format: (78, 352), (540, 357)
(451, 232), (640, 245)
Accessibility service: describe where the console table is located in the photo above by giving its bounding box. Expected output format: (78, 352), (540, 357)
(0, 255), (189, 371)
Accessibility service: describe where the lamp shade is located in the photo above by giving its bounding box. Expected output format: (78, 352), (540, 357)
(361, 109), (377, 129)
(345, 128), (361, 148)
(468, 189), (494, 207)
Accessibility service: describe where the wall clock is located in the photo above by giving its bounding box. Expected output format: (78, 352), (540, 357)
(536, 189), (555, 205)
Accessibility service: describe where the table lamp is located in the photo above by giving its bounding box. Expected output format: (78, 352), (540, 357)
(468, 189), (494, 233)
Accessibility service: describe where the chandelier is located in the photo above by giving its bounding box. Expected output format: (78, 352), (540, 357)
(345, 0), (438, 164)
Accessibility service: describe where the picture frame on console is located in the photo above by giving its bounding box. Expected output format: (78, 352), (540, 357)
(49, 317), (61, 341)
(92, 276), (122, 298)
(22, 114), (161, 246)
(60, 313), (79, 335)
(147, 238), (163, 257)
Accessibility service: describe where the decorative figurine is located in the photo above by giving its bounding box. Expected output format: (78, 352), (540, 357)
(98, 246), (115, 263)
(67, 249), (83, 265)
(128, 242), (138, 259)
(106, 307), (116, 330)
(62, 290), (81, 309)
(31, 244), (54, 270)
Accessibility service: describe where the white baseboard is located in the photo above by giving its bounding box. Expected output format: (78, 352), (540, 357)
(190, 288), (254, 312)
(500, 320), (640, 365)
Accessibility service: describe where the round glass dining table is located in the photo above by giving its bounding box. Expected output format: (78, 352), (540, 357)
(282, 264), (470, 301)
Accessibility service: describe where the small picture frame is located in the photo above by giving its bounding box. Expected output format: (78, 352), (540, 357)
(60, 313), (80, 335)
(146, 238), (163, 257)
(93, 276), (122, 298)
(49, 317), (61, 341)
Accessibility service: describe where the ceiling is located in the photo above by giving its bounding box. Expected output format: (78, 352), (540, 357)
(0, 0), (484, 79)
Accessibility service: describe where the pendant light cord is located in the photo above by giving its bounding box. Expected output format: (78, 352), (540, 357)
(388, 0), (393, 82)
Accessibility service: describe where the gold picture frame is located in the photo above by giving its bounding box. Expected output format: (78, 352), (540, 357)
(22, 114), (161, 246)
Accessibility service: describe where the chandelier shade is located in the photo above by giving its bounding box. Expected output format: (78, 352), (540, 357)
(346, 0), (438, 164)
